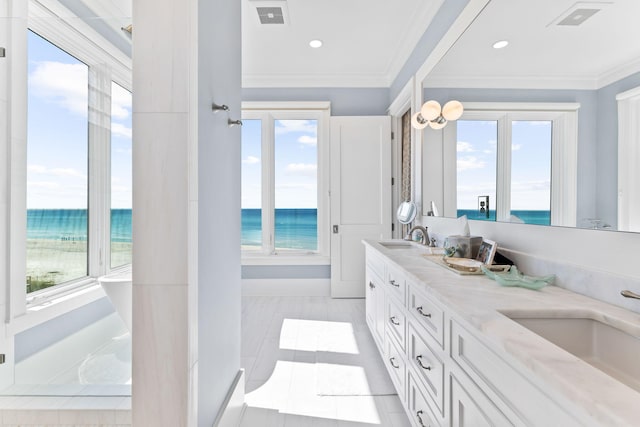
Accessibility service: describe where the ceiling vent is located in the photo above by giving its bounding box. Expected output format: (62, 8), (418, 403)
(549, 1), (611, 27)
(249, 0), (289, 25)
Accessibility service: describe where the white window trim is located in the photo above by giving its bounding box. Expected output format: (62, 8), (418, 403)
(444, 102), (579, 227)
(9, 3), (132, 326)
(241, 102), (330, 264)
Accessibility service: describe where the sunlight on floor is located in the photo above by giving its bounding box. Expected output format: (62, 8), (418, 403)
(279, 318), (360, 354)
(245, 360), (382, 424)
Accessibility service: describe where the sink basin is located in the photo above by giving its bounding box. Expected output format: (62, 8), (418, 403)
(378, 240), (445, 255)
(378, 240), (414, 249)
(504, 311), (640, 392)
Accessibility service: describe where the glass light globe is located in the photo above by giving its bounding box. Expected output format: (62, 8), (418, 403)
(442, 100), (464, 121)
(428, 119), (447, 130)
(411, 112), (428, 129)
(420, 100), (441, 121)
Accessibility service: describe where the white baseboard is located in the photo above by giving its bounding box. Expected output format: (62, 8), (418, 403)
(242, 279), (331, 296)
(214, 369), (245, 427)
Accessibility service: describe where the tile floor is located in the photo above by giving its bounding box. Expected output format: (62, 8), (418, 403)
(240, 296), (410, 426)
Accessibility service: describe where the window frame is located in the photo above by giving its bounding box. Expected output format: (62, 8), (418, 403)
(444, 102), (579, 227)
(241, 102), (331, 264)
(15, 0), (132, 318)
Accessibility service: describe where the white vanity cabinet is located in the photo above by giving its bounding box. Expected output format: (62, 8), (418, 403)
(364, 245), (590, 427)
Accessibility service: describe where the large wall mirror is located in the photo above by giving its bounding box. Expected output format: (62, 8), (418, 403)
(420, 0), (640, 233)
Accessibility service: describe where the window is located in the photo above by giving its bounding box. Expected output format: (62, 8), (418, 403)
(241, 104), (329, 257)
(110, 82), (133, 267)
(450, 103), (578, 227)
(25, 27), (133, 297)
(26, 31), (89, 292)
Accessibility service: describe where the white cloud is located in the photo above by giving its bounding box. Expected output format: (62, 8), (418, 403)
(298, 135), (317, 145)
(112, 122), (132, 139)
(242, 156), (260, 165)
(483, 149), (493, 154)
(29, 61), (89, 116)
(28, 164), (86, 179)
(457, 141), (475, 152)
(457, 156), (486, 172)
(512, 179), (550, 191)
(285, 163), (317, 176)
(487, 139), (497, 146)
(111, 83), (132, 120)
(512, 144), (522, 151)
(27, 181), (60, 190)
(275, 120), (317, 135)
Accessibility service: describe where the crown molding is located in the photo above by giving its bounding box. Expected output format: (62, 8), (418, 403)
(423, 74), (600, 91)
(384, 0), (444, 85)
(598, 57), (640, 89)
(242, 73), (391, 88)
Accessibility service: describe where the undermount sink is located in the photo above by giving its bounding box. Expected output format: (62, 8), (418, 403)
(378, 240), (445, 255)
(503, 311), (640, 392)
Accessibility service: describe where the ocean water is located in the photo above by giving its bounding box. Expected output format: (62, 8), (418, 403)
(457, 209), (550, 225)
(27, 209), (132, 242)
(242, 208), (318, 250)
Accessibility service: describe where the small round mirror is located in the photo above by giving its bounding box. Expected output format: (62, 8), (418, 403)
(396, 201), (417, 224)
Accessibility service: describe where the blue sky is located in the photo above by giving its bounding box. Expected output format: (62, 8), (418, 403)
(457, 120), (551, 211)
(242, 119), (318, 209)
(26, 30), (132, 210)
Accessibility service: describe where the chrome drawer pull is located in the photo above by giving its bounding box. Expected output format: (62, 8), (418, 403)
(389, 279), (400, 287)
(416, 355), (432, 371)
(416, 306), (432, 318)
(389, 357), (400, 369)
(369, 281), (375, 289)
(389, 316), (400, 326)
(416, 410), (429, 427)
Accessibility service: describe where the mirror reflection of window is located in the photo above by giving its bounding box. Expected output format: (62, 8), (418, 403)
(511, 121), (551, 225)
(26, 31), (89, 291)
(456, 120), (497, 221)
(241, 119), (263, 251)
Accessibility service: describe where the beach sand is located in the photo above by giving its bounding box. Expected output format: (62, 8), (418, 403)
(27, 239), (132, 290)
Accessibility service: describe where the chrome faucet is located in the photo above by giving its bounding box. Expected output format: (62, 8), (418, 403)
(406, 225), (429, 245)
(621, 290), (640, 300)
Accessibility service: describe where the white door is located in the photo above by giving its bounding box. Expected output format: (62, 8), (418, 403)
(330, 116), (392, 298)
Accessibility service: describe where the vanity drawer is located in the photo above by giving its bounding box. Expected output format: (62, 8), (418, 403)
(384, 332), (406, 403)
(408, 323), (444, 415)
(408, 284), (444, 347)
(385, 264), (406, 305)
(366, 248), (386, 279)
(385, 295), (406, 351)
(407, 372), (440, 427)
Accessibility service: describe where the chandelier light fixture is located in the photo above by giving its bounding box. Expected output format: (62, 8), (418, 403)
(411, 100), (464, 130)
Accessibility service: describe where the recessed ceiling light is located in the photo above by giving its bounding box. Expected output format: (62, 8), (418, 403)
(492, 40), (509, 49)
(309, 39), (323, 48)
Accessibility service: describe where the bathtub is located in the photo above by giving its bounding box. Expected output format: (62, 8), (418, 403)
(98, 271), (132, 332)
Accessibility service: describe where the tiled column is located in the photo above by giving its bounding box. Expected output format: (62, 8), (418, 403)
(132, 0), (241, 425)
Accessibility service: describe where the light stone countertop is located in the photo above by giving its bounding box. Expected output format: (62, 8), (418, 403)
(364, 239), (640, 427)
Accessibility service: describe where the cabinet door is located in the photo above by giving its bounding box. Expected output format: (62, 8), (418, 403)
(451, 374), (515, 427)
(365, 269), (383, 348)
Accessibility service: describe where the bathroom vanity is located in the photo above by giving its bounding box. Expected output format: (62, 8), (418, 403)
(364, 240), (640, 427)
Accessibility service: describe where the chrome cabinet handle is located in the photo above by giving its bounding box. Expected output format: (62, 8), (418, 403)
(389, 279), (400, 287)
(416, 306), (432, 318)
(416, 355), (432, 371)
(389, 357), (399, 369)
(369, 281), (375, 289)
(621, 290), (640, 300)
(389, 316), (400, 326)
(416, 410), (429, 427)
(228, 119), (243, 127)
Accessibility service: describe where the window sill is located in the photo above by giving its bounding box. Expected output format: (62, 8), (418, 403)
(10, 279), (107, 335)
(242, 253), (330, 266)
